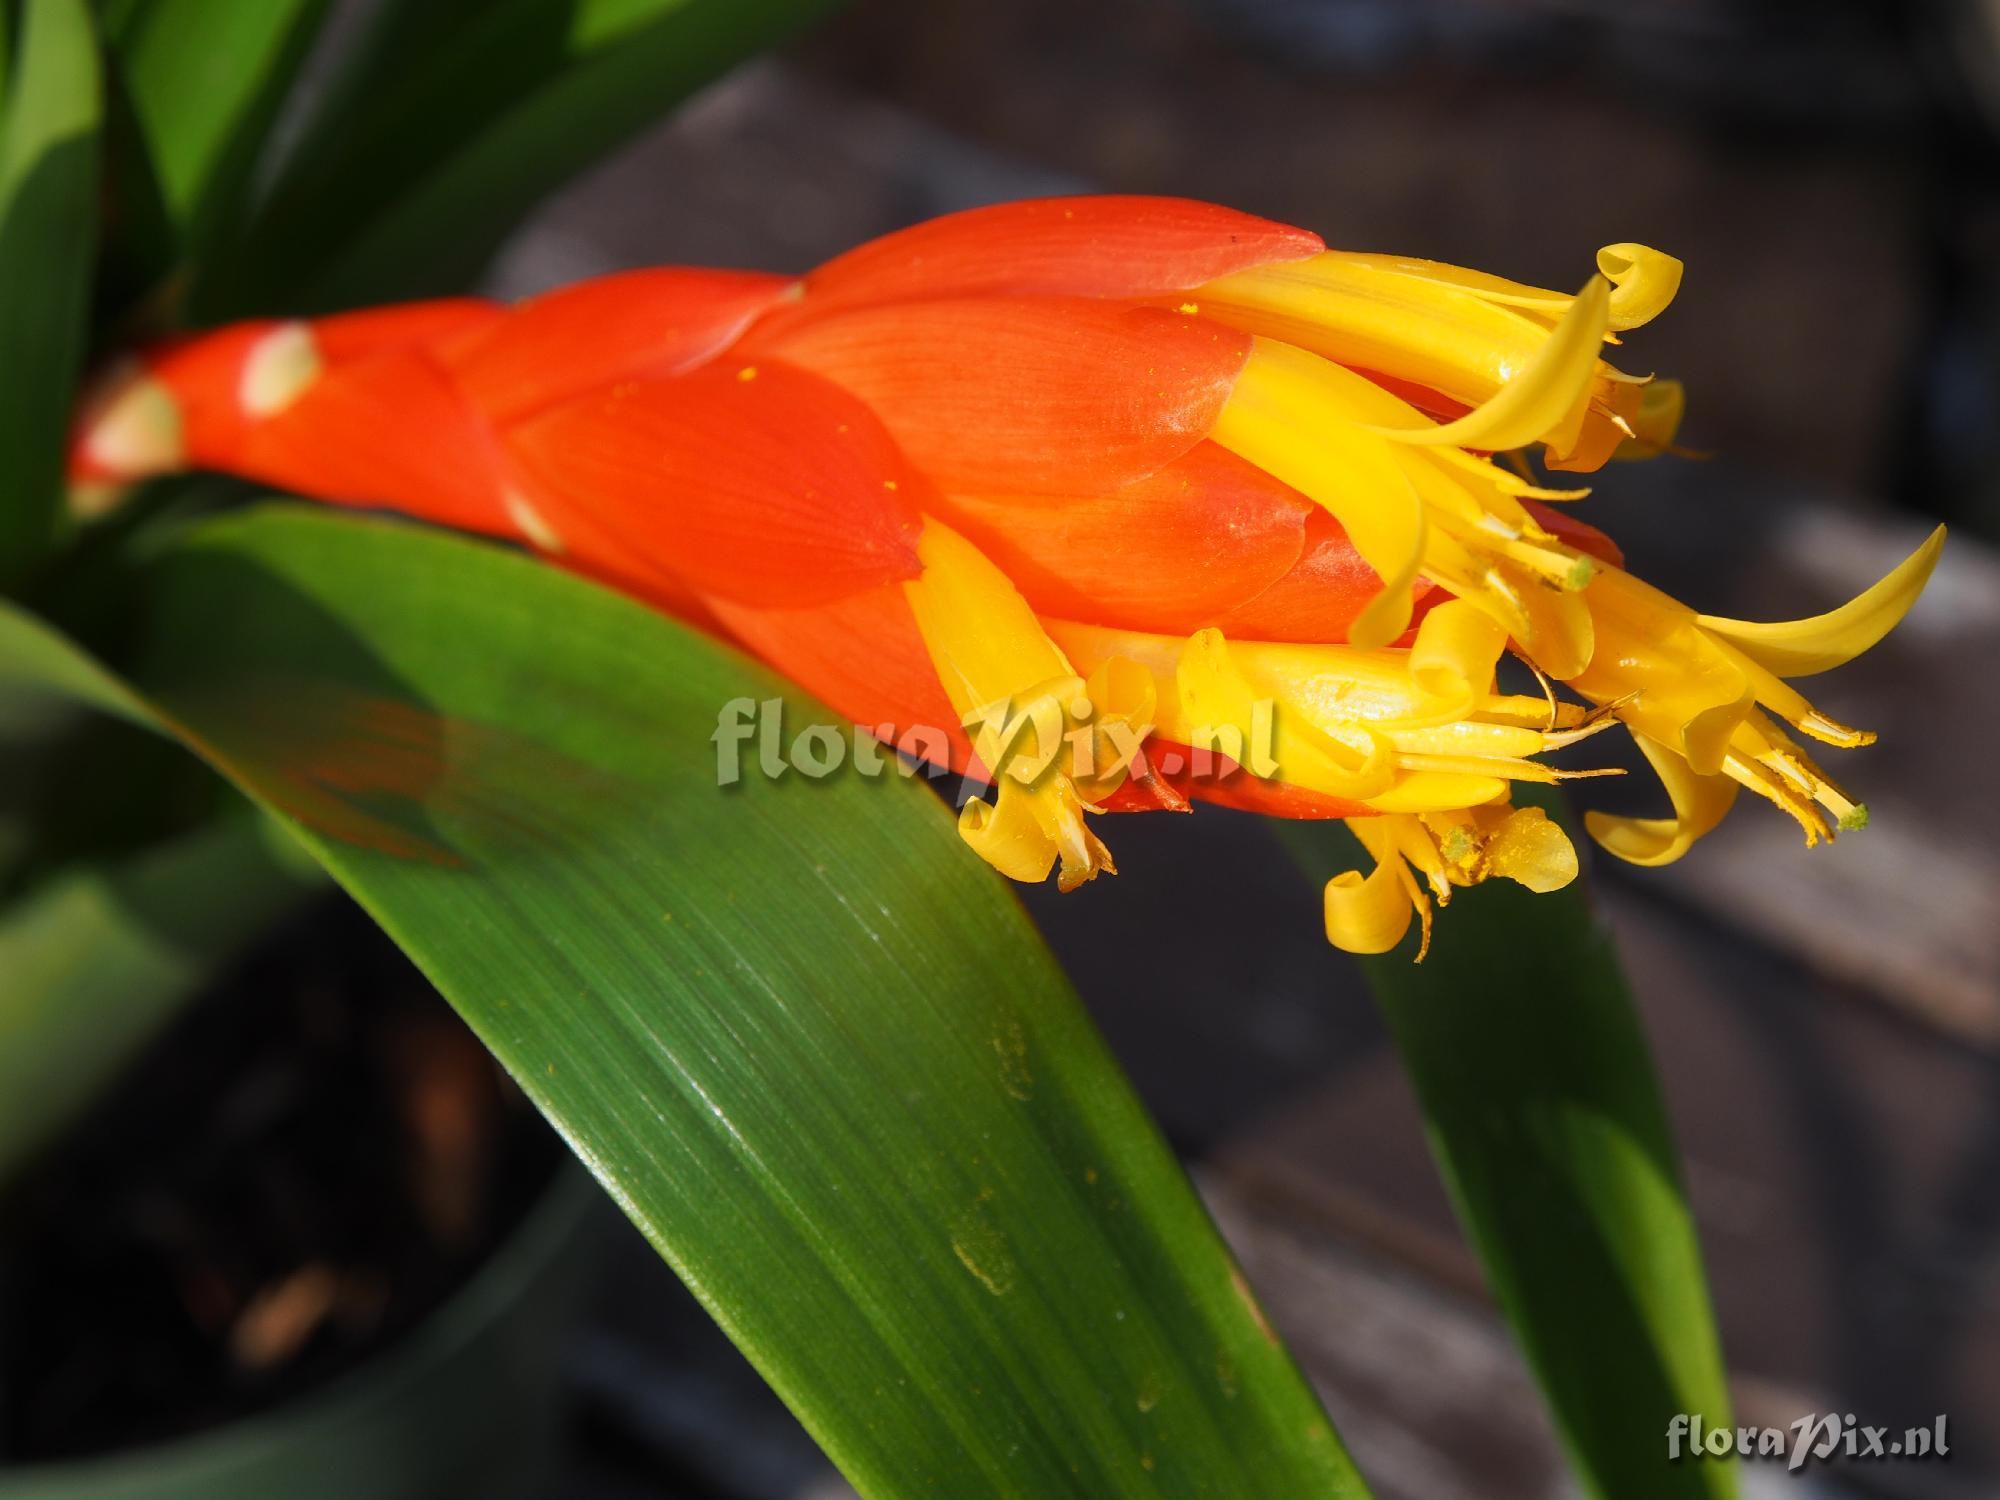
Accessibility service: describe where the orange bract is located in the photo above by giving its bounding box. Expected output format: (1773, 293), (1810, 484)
(448, 269), (793, 425)
(933, 444), (1314, 635)
(237, 348), (506, 536)
(506, 360), (925, 609)
(756, 297), (1252, 494)
(799, 194), (1323, 310)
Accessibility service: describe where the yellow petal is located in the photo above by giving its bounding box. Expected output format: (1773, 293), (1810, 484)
(1175, 627), (1397, 800)
(1191, 252), (1562, 418)
(1323, 864), (1412, 954)
(1694, 525), (1945, 678)
(957, 790), (1056, 883)
(960, 777), (1115, 892)
(1368, 275), (1611, 454)
(1680, 683), (1758, 777)
(1333, 254), (1572, 318)
(1211, 341), (1426, 647)
(1323, 821), (1422, 954)
(1483, 805), (1578, 892)
(1364, 772), (1510, 813)
(1596, 243), (1684, 331)
(1072, 655), (1157, 801)
(904, 520), (1073, 723)
(1409, 598), (1508, 715)
(1584, 737), (1739, 867)
(1515, 577), (1596, 682)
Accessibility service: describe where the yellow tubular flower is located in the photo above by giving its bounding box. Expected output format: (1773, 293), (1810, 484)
(1574, 532), (1945, 859)
(1191, 242), (1683, 469)
(1051, 600), (1619, 956)
(1187, 235), (1945, 880)
(903, 519), (1157, 892)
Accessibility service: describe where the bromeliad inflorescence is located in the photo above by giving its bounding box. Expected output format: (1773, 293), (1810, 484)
(68, 196), (1943, 958)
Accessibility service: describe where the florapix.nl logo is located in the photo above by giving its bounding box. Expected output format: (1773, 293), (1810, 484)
(1667, 1413), (1950, 1473)
(710, 687), (1279, 788)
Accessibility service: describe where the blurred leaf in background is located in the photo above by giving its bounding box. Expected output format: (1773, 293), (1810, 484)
(103, 0), (329, 272)
(0, 0), (100, 584)
(196, 0), (843, 318)
(1284, 800), (1736, 1500)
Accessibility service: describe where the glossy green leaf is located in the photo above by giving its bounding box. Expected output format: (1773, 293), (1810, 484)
(0, 0), (99, 584)
(198, 0), (838, 318)
(0, 807), (320, 1182)
(1282, 802), (1735, 1500)
(18, 505), (1365, 1499)
(108, 0), (329, 258)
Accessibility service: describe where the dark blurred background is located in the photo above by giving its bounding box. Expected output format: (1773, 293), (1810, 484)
(477, 3), (2000, 1497)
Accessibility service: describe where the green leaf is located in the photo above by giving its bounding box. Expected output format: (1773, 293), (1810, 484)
(1282, 801), (1735, 1500)
(0, 807), (320, 1183)
(0, 0), (100, 584)
(107, 0), (329, 260)
(20, 505), (1366, 1499)
(197, 0), (839, 318)
(0, 589), (153, 723)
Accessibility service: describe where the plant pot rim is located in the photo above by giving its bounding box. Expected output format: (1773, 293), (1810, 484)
(0, 1157), (600, 1489)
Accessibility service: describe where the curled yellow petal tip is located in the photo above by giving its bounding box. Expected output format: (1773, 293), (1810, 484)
(1596, 243), (1684, 331)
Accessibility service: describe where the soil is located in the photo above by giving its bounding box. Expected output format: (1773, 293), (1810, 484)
(0, 896), (562, 1463)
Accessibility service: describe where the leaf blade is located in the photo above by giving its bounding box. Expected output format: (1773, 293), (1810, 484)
(28, 505), (1368, 1499)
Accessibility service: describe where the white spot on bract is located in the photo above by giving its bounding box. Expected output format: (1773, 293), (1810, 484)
(78, 363), (184, 479)
(504, 490), (566, 553)
(240, 322), (322, 417)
